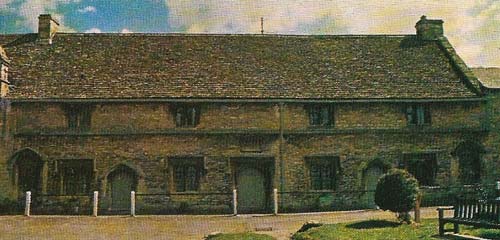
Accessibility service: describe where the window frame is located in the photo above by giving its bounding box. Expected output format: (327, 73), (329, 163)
(306, 156), (341, 191)
(56, 159), (94, 195)
(172, 104), (201, 128)
(401, 152), (438, 186)
(307, 104), (335, 127)
(169, 157), (204, 193)
(63, 104), (92, 132)
(405, 104), (431, 126)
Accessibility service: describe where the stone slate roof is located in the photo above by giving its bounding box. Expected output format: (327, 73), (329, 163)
(473, 68), (500, 89)
(0, 33), (481, 100)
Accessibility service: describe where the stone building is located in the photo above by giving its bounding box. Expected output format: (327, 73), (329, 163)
(0, 15), (496, 214)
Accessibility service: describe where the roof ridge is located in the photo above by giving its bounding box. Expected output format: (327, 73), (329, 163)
(51, 32), (415, 38)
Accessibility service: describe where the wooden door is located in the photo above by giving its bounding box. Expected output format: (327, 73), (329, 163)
(16, 159), (43, 197)
(109, 167), (136, 211)
(237, 166), (267, 213)
(363, 166), (384, 208)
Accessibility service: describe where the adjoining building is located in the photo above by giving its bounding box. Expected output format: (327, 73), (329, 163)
(0, 15), (496, 214)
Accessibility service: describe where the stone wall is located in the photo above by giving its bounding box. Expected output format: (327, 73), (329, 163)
(0, 100), (493, 213)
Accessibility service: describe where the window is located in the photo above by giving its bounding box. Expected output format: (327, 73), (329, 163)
(173, 105), (200, 127)
(170, 157), (204, 192)
(308, 104), (334, 127)
(402, 153), (437, 186)
(307, 156), (341, 190)
(406, 104), (431, 126)
(58, 159), (93, 195)
(63, 104), (92, 131)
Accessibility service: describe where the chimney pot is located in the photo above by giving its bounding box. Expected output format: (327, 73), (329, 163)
(38, 14), (60, 44)
(415, 15), (443, 41)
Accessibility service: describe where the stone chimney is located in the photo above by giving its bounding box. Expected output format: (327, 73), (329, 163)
(38, 14), (59, 44)
(415, 15), (444, 40)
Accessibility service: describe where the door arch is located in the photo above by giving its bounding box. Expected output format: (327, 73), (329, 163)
(10, 148), (44, 198)
(362, 166), (384, 208)
(106, 165), (138, 211)
(454, 140), (484, 184)
(361, 158), (391, 208)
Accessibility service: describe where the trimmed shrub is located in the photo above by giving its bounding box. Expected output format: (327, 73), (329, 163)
(374, 169), (419, 223)
(0, 197), (23, 215)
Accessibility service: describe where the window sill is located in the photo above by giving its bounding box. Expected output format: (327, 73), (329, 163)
(406, 124), (431, 128)
(307, 189), (336, 193)
(170, 191), (200, 195)
(418, 185), (440, 189)
(175, 126), (199, 129)
(308, 125), (335, 129)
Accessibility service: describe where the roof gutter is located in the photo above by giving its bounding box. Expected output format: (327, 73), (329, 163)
(7, 97), (486, 104)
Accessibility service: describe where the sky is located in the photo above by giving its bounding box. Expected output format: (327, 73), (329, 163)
(0, 0), (498, 67)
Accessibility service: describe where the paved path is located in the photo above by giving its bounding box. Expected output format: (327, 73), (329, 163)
(0, 207), (445, 240)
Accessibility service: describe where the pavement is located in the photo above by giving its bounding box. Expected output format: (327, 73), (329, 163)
(0, 207), (445, 240)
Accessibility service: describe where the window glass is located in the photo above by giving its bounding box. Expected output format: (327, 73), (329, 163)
(402, 153), (437, 186)
(64, 104), (92, 131)
(308, 105), (334, 127)
(171, 157), (203, 192)
(58, 159), (93, 195)
(406, 104), (431, 126)
(174, 105), (200, 127)
(307, 156), (341, 190)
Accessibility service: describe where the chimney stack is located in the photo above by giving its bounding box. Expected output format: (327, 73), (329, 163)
(38, 14), (59, 44)
(415, 15), (444, 41)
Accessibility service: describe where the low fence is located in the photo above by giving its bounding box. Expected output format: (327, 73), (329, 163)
(4, 182), (500, 216)
(31, 193), (93, 215)
(420, 183), (498, 207)
(278, 190), (377, 213)
(133, 192), (234, 215)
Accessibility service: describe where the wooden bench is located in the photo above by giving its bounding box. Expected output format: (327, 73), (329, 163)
(437, 199), (500, 236)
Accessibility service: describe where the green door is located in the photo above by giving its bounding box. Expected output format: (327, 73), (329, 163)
(363, 166), (384, 208)
(109, 167), (136, 211)
(237, 166), (267, 213)
(17, 159), (43, 196)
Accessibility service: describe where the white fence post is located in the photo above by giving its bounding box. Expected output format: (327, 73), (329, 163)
(92, 191), (98, 217)
(496, 181), (500, 199)
(131, 191), (136, 217)
(233, 189), (237, 216)
(273, 188), (278, 215)
(24, 191), (31, 217)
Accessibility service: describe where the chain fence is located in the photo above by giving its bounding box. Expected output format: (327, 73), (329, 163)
(1, 183), (498, 215)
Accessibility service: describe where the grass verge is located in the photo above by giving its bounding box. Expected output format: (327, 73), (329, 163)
(291, 219), (500, 240)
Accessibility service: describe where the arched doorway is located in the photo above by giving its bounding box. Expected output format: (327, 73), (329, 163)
(454, 140), (484, 184)
(363, 166), (384, 207)
(10, 149), (44, 198)
(361, 158), (391, 208)
(107, 165), (138, 211)
(236, 165), (268, 213)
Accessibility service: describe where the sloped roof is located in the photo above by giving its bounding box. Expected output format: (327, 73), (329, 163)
(0, 33), (481, 100)
(473, 67), (500, 89)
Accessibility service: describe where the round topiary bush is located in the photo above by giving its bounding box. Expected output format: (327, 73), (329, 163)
(374, 169), (419, 223)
